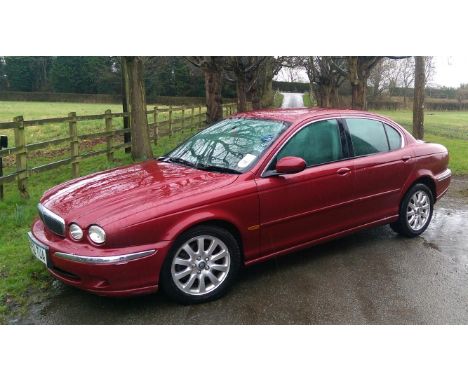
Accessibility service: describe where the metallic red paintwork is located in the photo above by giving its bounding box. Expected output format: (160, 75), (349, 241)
(31, 108), (451, 296)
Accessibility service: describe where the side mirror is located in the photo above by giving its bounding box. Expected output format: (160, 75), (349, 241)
(276, 156), (306, 174)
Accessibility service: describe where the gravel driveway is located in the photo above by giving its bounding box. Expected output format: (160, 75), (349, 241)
(14, 177), (468, 324)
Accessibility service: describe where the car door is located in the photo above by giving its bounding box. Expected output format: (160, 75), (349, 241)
(343, 117), (413, 225)
(255, 118), (356, 256)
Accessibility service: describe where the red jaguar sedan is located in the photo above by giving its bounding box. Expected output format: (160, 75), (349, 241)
(29, 108), (451, 303)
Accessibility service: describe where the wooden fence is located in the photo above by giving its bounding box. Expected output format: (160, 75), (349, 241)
(0, 103), (238, 199)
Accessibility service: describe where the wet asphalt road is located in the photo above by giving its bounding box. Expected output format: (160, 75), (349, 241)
(16, 177), (468, 325)
(281, 92), (304, 108)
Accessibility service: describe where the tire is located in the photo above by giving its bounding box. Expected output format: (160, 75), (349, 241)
(390, 183), (434, 238)
(160, 225), (241, 304)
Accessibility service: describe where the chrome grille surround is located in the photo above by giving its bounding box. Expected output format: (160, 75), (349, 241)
(38, 203), (66, 237)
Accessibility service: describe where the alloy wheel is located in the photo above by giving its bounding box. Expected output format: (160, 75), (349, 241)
(406, 190), (431, 231)
(171, 235), (231, 296)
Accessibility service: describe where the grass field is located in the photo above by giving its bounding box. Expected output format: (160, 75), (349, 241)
(0, 100), (467, 322)
(303, 92), (313, 107)
(273, 92), (284, 108)
(373, 110), (468, 175)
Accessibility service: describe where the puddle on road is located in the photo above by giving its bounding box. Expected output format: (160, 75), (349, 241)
(422, 207), (468, 267)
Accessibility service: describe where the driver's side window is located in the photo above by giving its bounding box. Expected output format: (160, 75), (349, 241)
(273, 119), (343, 168)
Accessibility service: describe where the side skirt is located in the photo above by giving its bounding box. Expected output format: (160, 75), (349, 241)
(245, 215), (399, 266)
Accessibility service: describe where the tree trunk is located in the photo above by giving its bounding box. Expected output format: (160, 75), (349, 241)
(121, 58), (131, 153)
(413, 56), (425, 139)
(350, 81), (367, 110)
(249, 82), (261, 110)
(260, 68), (274, 107)
(319, 85), (332, 108)
(123, 57), (153, 161)
(330, 86), (340, 108)
(236, 78), (248, 112)
(204, 68), (223, 124)
(347, 57), (372, 110)
(260, 76), (274, 107)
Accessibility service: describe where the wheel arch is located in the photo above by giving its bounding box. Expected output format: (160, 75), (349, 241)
(161, 212), (246, 262)
(404, 175), (436, 202)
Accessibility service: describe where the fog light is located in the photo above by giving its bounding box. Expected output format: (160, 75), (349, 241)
(88, 225), (106, 244)
(69, 223), (83, 240)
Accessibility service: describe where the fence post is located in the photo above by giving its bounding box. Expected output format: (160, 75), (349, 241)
(153, 106), (159, 145)
(0, 135), (8, 200)
(69, 112), (80, 178)
(198, 105), (202, 130)
(181, 107), (185, 131)
(105, 109), (113, 162)
(190, 106), (194, 131)
(13, 116), (28, 198)
(169, 105), (173, 137)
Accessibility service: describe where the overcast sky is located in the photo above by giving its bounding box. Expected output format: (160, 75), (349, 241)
(276, 56), (468, 88)
(432, 56), (468, 87)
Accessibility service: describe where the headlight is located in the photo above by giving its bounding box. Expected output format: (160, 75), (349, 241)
(69, 223), (83, 240)
(88, 225), (106, 244)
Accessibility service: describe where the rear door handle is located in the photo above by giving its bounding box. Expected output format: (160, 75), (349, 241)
(401, 155), (411, 162)
(337, 167), (351, 175)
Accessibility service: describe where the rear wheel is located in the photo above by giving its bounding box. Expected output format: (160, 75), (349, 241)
(160, 225), (241, 304)
(390, 183), (434, 237)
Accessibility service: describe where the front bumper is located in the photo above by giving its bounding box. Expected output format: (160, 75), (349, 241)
(30, 218), (172, 297)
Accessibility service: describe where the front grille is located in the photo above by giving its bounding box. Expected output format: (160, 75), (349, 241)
(38, 203), (65, 237)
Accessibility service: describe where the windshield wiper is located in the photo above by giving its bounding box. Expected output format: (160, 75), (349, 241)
(161, 156), (197, 168)
(195, 163), (241, 174)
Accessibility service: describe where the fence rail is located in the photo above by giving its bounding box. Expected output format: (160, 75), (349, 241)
(0, 102), (239, 199)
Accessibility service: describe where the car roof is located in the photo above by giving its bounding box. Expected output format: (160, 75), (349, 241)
(233, 107), (390, 124)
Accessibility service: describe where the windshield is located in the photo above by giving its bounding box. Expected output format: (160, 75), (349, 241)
(162, 118), (289, 173)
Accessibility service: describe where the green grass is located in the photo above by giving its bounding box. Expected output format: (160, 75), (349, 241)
(0, 101), (208, 178)
(372, 110), (468, 174)
(303, 92), (313, 107)
(273, 92), (284, 108)
(373, 110), (468, 140)
(0, 101), (207, 152)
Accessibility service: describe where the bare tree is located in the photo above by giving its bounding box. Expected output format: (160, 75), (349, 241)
(186, 57), (225, 124)
(257, 57), (282, 107)
(397, 57), (415, 107)
(224, 57), (267, 111)
(122, 57), (153, 160)
(368, 58), (399, 99)
(425, 56), (435, 85)
(413, 56), (425, 139)
(301, 57), (346, 107)
(330, 57), (383, 110)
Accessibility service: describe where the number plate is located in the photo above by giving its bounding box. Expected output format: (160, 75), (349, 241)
(28, 232), (49, 267)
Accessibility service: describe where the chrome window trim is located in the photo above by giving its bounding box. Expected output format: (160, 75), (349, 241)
(38, 203), (66, 236)
(260, 117), (346, 178)
(54, 249), (156, 264)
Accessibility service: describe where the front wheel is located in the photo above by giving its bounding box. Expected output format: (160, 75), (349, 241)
(390, 183), (434, 237)
(160, 225), (241, 304)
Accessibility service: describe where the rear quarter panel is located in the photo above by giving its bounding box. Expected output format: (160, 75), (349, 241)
(401, 141), (450, 200)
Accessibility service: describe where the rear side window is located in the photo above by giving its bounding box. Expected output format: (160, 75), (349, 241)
(384, 124), (402, 150)
(346, 118), (389, 156)
(277, 119), (343, 167)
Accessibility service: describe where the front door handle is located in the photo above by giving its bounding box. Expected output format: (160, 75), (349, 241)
(337, 167), (351, 175)
(401, 155), (411, 162)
